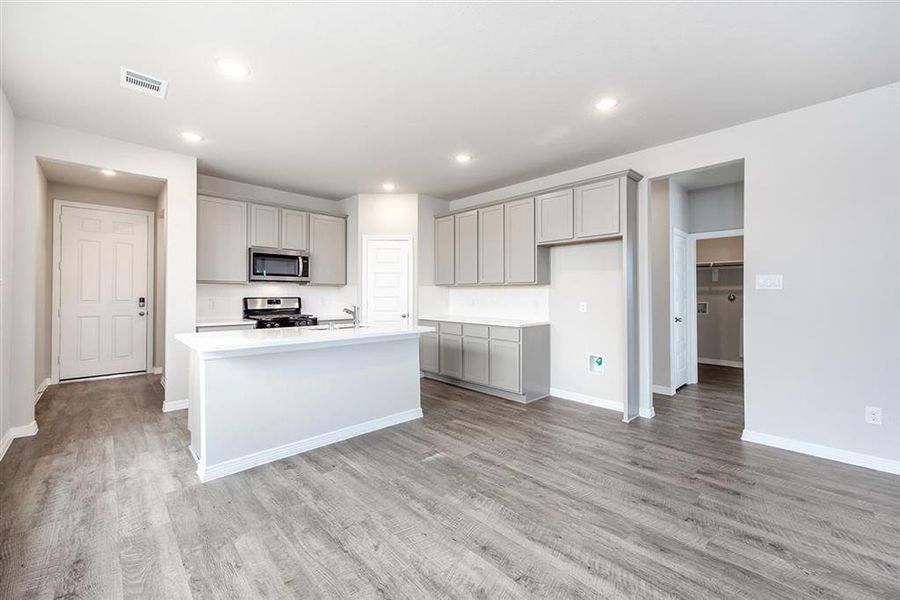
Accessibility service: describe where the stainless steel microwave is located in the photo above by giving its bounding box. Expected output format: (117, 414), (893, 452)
(249, 247), (310, 283)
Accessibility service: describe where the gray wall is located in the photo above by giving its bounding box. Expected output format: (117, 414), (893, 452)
(650, 178), (671, 388)
(689, 183), (743, 232)
(697, 266), (743, 364)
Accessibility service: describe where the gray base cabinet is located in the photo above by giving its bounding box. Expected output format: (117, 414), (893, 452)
(420, 320), (549, 403)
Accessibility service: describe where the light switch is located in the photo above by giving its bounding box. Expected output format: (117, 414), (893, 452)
(579, 302), (588, 313)
(755, 274), (783, 290)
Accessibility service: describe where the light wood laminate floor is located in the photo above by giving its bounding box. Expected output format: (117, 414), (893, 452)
(2, 366), (899, 599)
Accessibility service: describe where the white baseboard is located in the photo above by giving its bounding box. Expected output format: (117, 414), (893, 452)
(652, 384), (675, 396)
(0, 421), (39, 462)
(34, 378), (51, 405)
(741, 430), (900, 476)
(699, 358), (744, 369)
(198, 407), (423, 482)
(159, 376), (166, 389)
(550, 388), (623, 413)
(151, 366), (163, 375)
(162, 399), (188, 412)
(639, 406), (656, 419)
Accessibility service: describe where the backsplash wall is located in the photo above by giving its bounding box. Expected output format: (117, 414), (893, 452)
(197, 283), (358, 321)
(447, 286), (549, 320)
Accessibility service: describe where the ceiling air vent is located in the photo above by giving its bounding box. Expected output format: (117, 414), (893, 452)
(119, 67), (168, 98)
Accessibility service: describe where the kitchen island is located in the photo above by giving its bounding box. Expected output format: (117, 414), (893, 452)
(175, 323), (434, 481)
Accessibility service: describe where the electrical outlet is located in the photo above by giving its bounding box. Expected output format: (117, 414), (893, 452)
(865, 406), (882, 425)
(579, 302), (588, 313)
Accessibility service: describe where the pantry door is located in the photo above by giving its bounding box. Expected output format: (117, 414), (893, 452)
(362, 236), (413, 327)
(57, 203), (151, 380)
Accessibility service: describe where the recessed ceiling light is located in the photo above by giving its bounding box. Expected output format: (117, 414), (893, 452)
(382, 182), (396, 192)
(455, 154), (472, 164)
(180, 131), (203, 143)
(217, 59), (250, 79)
(100, 169), (116, 177)
(594, 97), (619, 111)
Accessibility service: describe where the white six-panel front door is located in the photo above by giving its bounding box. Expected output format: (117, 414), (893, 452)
(364, 239), (411, 326)
(59, 205), (149, 379)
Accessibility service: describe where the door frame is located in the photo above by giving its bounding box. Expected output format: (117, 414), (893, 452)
(51, 199), (156, 383)
(686, 228), (744, 385)
(360, 235), (416, 326)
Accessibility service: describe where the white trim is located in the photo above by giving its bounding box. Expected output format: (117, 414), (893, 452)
(197, 407), (423, 482)
(160, 376), (166, 389)
(698, 357), (744, 369)
(0, 421), (39, 462)
(652, 384), (676, 396)
(34, 378), (51, 405)
(57, 371), (146, 384)
(639, 406), (656, 419)
(151, 366), (163, 374)
(741, 430), (900, 476)
(52, 200), (156, 382)
(691, 228), (744, 240)
(550, 388), (624, 413)
(360, 234), (416, 327)
(162, 398), (188, 412)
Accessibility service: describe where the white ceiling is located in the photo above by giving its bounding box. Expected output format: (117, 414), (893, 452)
(39, 159), (166, 197)
(669, 160), (744, 192)
(3, 3), (899, 200)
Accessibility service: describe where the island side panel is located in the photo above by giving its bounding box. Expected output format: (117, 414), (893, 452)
(199, 337), (422, 477)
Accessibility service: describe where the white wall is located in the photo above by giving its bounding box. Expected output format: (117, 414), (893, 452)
(416, 195), (450, 316)
(195, 175), (357, 320)
(689, 183), (744, 233)
(155, 185), (167, 368)
(0, 89), (16, 444)
(12, 119), (196, 415)
(450, 82), (900, 468)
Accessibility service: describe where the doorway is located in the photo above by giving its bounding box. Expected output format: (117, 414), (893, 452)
(52, 201), (154, 380)
(361, 236), (414, 327)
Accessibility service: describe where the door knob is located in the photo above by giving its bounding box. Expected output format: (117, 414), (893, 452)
(401, 313), (408, 318)
(674, 317), (683, 323)
(139, 311), (146, 317)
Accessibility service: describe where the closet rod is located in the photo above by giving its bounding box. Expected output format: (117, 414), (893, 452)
(696, 261), (743, 269)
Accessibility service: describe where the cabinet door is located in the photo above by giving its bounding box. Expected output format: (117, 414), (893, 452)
(309, 213), (347, 285)
(420, 333), (439, 373)
(463, 337), (490, 385)
(439, 334), (463, 379)
(478, 205), (504, 284)
(489, 339), (521, 393)
(434, 216), (455, 285)
(250, 204), (280, 248)
(505, 198), (535, 283)
(454, 210), (478, 285)
(281, 209), (309, 251)
(536, 189), (574, 243)
(197, 195), (248, 283)
(574, 178), (620, 238)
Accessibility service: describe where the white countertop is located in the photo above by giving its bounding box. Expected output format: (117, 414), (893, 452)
(196, 318), (256, 328)
(176, 323), (435, 357)
(418, 315), (550, 328)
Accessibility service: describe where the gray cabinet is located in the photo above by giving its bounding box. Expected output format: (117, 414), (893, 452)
(281, 208), (309, 251)
(536, 189), (574, 243)
(574, 179), (620, 239)
(420, 319), (549, 403)
(249, 203), (280, 248)
(454, 210), (478, 285)
(197, 195), (248, 283)
(504, 198), (547, 284)
(462, 337), (490, 385)
(420, 331), (439, 373)
(434, 215), (455, 285)
(477, 205), (504, 284)
(309, 213), (346, 285)
(439, 334), (463, 379)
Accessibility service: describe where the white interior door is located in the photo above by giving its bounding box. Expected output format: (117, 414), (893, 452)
(672, 229), (689, 389)
(364, 238), (411, 326)
(59, 205), (149, 379)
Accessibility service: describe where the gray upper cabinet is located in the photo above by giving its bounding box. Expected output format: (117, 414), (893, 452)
(434, 215), (455, 285)
(281, 208), (309, 251)
(249, 203), (280, 248)
(454, 210), (478, 285)
(536, 189), (574, 244)
(477, 204), (504, 284)
(574, 178), (620, 239)
(197, 195), (248, 283)
(505, 198), (537, 284)
(308, 213), (346, 285)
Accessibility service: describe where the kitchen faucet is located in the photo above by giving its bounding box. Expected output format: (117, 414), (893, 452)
(343, 305), (359, 326)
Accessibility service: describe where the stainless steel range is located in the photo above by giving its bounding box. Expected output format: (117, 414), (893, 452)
(243, 297), (318, 329)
